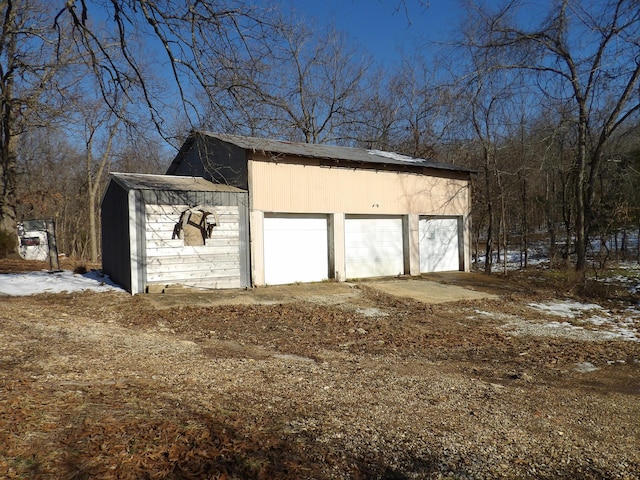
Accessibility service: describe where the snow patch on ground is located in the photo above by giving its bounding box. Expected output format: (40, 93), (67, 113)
(526, 300), (639, 342)
(473, 301), (640, 342)
(575, 362), (600, 373)
(528, 300), (605, 318)
(0, 270), (124, 296)
(499, 317), (627, 342)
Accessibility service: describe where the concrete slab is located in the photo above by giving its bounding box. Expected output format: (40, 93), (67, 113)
(141, 275), (502, 308)
(141, 281), (360, 308)
(364, 279), (499, 304)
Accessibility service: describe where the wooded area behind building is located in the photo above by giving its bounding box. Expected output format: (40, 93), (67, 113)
(0, 0), (638, 274)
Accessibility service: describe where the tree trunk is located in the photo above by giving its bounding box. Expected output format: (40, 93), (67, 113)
(574, 121), (588, 273)
(521, 175), (528, 268)
(0, 134), (18, 235)
(546, 172), (557, 267)
(500, 194), (507, 274)
(485, 208), (493, 274)
(483, 154), (493, 274)
(88, 187), (98, 263)
(86, 114), (120, 263)
(0, 10), (18, 238)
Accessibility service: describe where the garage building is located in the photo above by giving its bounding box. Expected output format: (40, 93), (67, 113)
(101, 173), (250, 294)
(166, 131), (474, 286)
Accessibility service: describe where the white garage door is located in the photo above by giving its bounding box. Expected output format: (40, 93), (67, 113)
(419, 217), (460, 272)
(263, 215), (329, 285)
(345, 216), (404, 279)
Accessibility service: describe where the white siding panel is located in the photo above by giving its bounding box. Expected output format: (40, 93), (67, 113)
(345, 217), (404, 278)
(146, 204), (239, 216)
(146, 245), (239, 257)
(146, 254), (239, 270)
(263, 216), (328, 285)
(147, 277), (240, 290)
(146, 238), (240, 250)
(419, 218), (460, 272)
(147, 267), (240, 283)
(143, 203), (242, 289)
(146, 225), (240, 242)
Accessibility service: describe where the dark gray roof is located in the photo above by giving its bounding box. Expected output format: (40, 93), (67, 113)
(110, 172), (246, 193)
(196, 131), (474, 173)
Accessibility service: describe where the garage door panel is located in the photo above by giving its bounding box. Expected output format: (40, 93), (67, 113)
(419, 218), (460, 272)
(264, 216), (328, 285)
(345, 217), (404, 278)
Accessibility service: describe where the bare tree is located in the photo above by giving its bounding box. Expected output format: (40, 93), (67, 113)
(467, 83), (500, 274)
(81, 97), (124, 263)
(0, 1), (289, 239)
(0, 0), (77, 236)
(453, 24), (528, 274)
(350, 67), (401, 150)
(16, 126), (86, 257)
(387, 58), (456, 159)
(202, 23), (372, 144)
(58, 1), (290, 132)
(466, 0), (640, 271)
(535, 103), (589, 266)
(350, 56), (461, 159)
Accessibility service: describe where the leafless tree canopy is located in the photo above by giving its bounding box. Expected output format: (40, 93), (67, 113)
(458, 0), (640, 272)
(0, 0), (638, 270)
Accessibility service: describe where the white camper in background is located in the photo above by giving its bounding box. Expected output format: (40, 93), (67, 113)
(17, 219), (60, 270)
(17, 220), (49, 261)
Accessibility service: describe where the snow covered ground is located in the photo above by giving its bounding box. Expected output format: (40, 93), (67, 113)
(527, 299), (640, 342)
(0, 269), (124, 296)
(475, 234), (640, 272)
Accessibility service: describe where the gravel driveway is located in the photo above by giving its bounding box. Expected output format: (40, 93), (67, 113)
(1, 270), (639, 479)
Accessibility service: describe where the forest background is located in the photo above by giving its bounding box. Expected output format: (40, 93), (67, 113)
(0, 0), (638, 274)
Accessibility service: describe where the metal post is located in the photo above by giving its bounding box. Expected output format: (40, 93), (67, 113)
(46, 219), (61, 271)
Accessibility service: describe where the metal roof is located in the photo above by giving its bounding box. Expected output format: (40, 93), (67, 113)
(196, 131), (474, 173)
(110, 172), (247, 193)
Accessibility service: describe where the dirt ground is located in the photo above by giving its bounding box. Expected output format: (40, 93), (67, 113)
(1, 259), (639, 479)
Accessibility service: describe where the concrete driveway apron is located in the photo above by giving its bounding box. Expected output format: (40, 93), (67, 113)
(365, 279), (498, 304)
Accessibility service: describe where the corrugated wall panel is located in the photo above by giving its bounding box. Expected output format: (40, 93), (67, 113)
(248, 158), (469, 216)
(142, 190), (243, 207)
(131, 189), (147, 294)
(101, 181), (132, 292)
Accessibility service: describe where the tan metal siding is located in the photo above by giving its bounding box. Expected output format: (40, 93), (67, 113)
(248, 157), (469, 216)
